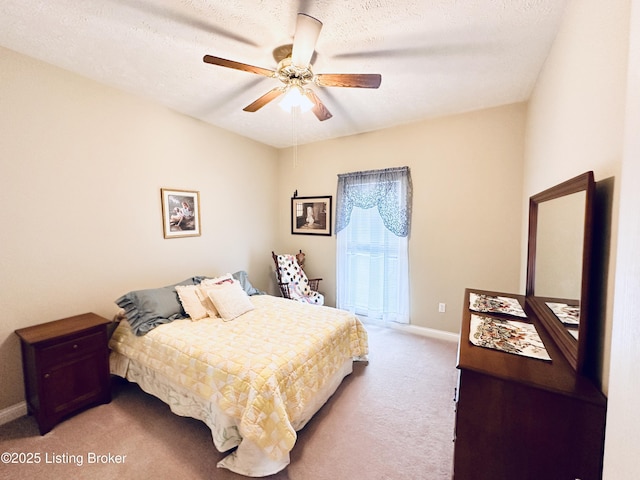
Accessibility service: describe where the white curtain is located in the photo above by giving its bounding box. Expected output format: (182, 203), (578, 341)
(336, 167), (412, 324)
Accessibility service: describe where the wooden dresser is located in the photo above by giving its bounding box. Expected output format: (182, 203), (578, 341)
(15, 313), (112, 434)
(453, 289), (607, 480)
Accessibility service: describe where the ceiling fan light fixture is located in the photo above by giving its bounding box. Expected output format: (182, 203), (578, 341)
(291, 13), (322, 68)
(279, 86), (314, 113)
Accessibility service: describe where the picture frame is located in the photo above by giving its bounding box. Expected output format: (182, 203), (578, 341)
(161, 188), (201, 238)
(291, 196), (332, 236)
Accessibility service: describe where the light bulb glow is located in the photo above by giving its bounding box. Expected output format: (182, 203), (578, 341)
(279, 86), (314, 113)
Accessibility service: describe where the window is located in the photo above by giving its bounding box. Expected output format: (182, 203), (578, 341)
(335, 167), (412, 324)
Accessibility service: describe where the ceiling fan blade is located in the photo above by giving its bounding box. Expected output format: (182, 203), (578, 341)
(291, 13), (323, 68)
(203, 55), (275, 77)
(304, 90), (333, 121)
(315, 73), (382, 88)
(243, 88), (285, 112)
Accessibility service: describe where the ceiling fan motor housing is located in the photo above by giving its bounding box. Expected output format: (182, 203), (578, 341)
(276, 57), (314, 87)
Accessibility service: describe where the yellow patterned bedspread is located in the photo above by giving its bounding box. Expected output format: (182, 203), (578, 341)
(109, 295), (368, 462)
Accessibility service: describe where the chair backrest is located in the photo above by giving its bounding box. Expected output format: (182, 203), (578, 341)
(271, 251), (289, 298)
(272, 251), (280, 282)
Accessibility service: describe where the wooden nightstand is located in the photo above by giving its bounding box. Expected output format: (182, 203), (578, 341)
(15, 313), (112, 434)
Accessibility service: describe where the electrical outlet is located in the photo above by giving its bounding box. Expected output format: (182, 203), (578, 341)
(438, 303), (446, 313)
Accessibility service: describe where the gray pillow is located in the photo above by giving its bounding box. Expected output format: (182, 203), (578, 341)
(233, 270), (266, 296)
(115, 277), (198, 335)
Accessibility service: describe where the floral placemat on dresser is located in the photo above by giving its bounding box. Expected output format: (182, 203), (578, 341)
(546, 302), (580, 325)
(469, 314), (551, 361)
(469, 292), (527, 318)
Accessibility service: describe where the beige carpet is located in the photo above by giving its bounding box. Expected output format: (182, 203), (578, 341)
(0, 324), (457, 479)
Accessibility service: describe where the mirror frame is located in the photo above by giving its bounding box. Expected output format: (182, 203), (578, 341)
(525, 171), (595, 374)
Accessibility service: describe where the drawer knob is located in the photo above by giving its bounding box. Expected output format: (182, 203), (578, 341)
(73, 344), (79, 349)
(43, 373), (50, 379)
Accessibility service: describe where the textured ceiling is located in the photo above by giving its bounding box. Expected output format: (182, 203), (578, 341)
(0, 0), (568, 148)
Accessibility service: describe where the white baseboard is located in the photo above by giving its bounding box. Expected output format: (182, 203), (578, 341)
(386, 323), (459, 342)
(0, 401), (27, 426)
(360, 317), (459, 342)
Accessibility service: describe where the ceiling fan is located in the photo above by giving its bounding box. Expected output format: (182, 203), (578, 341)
(203, 13), (382, 121)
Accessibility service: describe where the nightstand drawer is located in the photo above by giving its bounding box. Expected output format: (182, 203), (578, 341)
(40, 330), (105, 366)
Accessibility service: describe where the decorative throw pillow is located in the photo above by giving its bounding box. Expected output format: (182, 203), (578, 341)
(196, 273), (234, 317)
(206, 280), (255, 321)
(175, 284), (209, 321)
(199, 273), (234, 287)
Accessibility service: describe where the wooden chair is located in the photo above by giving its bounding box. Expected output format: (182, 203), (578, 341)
(272, 251), (323, 305)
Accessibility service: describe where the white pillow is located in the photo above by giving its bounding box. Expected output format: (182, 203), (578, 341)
(206, 280), (254, 321)
(175, 285), (209, 321)
(196, 273), (235, 318)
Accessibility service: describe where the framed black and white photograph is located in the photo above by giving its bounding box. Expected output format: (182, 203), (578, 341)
(291, 195), (332, 236)
(161, 188), (201, 238)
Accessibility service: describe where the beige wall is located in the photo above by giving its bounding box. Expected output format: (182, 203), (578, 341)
(276, 103), (527, 333)
(603, 0), (640, 478)
(523, 0), (629, 393)
(0, 47), (279, 410)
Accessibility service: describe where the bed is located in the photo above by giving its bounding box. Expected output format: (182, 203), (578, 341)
(108, 273), (368, 477)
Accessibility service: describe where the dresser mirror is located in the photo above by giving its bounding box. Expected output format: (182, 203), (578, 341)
(526, 171), (595, 373)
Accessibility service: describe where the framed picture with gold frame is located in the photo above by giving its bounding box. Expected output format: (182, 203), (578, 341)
(291, 196), (332, 236)
(161, 188), (201, 238)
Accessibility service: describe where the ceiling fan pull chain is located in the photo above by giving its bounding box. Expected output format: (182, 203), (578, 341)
(292, 106), (299, 168)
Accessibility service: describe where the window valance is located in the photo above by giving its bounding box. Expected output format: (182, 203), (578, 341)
(335, 166), (412, 237)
